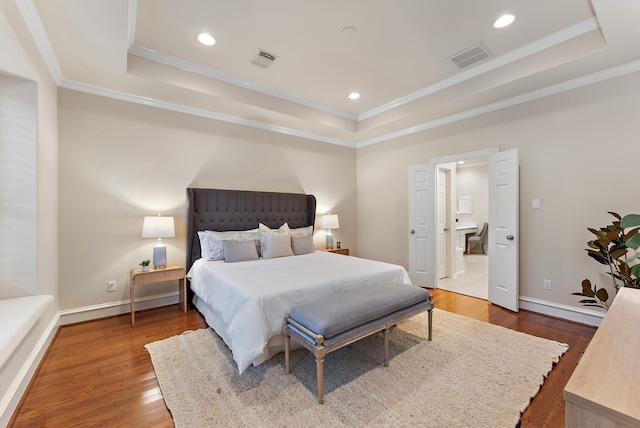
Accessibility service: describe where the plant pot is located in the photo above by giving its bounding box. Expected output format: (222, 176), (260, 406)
(141, 265), (150, 272)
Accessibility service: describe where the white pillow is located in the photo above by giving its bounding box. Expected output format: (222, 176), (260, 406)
(259, 223), (294, 259)
(197, 230), (211, 260)
(200, 229), (259, 261)
(289, 225), (313, 238)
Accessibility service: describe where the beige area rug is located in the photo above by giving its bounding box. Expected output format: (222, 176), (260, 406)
(145, 309), (568, 428)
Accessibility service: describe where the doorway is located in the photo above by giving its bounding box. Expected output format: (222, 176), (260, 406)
(437, 159), (488, 300)
(408, 147), (519, 312)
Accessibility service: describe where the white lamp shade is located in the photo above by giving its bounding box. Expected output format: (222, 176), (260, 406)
(142, 215), (175, 238)
(320, 214), (339, 230)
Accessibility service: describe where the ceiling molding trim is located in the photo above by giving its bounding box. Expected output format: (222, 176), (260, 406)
(356, 59), (640, 148)
(128, 44), (359, 122)
(59, 79), (357, 149)
(127, 0), (138, 49)
(357, 17), (601, 121)
(14, 0), (64, 84)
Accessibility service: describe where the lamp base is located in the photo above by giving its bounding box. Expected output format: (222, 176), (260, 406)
(326, 233), (334, 249)
(152, 245), (167, 269)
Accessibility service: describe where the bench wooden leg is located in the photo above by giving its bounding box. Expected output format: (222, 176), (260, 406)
(383, 327), (390, 367)
(316, 354), (325, 404)
(284, 330), (291, 374)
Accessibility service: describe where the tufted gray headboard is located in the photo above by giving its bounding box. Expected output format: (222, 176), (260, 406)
(186, 188), (317, 274)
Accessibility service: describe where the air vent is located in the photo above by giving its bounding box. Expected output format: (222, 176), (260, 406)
(251, 49), (278, 69)
(449, 43), (492, 69)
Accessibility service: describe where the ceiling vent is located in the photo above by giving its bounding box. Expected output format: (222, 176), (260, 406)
(449, 42), (492, 69)
(251, 50), (278, 69)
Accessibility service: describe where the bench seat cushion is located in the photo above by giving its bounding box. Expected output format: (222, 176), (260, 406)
(289, 282), (431, 339)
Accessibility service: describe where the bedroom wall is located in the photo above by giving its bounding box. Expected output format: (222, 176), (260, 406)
(356, 71), (640, 315)
(57, 89), (357, 312)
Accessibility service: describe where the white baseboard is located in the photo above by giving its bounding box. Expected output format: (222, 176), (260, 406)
(519, 295), (604, 327)
(1, 292), (179, 426)
(58, 292), (179, 325)
(0, 313), (59, 428)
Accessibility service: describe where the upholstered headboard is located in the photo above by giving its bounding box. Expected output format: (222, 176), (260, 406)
(186, 188), (317, 272)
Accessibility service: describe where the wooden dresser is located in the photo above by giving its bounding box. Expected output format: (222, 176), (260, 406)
(564, 287), (640, 427)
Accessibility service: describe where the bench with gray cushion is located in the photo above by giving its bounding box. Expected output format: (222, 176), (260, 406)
(284, 282), (433, 403)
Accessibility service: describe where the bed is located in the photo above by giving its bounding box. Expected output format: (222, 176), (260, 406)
(186, 188), (411, 374)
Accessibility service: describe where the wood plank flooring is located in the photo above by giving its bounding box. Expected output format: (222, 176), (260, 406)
(9, 289), (596, 427)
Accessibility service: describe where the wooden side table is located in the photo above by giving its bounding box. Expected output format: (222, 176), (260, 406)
(130, 263), (186, 325)
(320, 248), (349, 255)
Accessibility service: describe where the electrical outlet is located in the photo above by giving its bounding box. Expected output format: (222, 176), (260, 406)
(107, 280), (116, 292)
(532, 199), (540, 210)
(543, 279), (552, 291)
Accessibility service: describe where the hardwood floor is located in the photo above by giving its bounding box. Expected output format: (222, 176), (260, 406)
(9, 290), (596, 427)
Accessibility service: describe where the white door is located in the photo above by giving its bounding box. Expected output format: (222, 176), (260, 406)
(408, 164), (436, 287)
(488, 149), (519, 311)
(437, 169), (447, 279)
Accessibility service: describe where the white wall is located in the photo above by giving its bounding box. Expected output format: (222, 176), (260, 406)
(357, 71), (640, 314)
(57, 89), (357, 312)
(456, 163), (488, 228)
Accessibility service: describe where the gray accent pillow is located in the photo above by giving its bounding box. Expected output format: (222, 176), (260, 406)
(291, 236), (314, 255)
(223, 239), (259, 263)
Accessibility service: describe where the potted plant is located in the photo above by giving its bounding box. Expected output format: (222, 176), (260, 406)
(139, 259), (151, 272)
(573, 212), (640, 309)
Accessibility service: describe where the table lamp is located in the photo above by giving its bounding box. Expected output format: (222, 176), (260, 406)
(320, 214), (339, 249)
(142, 214), (175, 269)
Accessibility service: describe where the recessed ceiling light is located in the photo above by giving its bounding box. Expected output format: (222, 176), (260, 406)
(348, 92), (360, 100)
(493, 14), (515, 29)
(197, 32), (216, 46)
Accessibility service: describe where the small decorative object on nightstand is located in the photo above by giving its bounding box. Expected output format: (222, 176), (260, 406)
(139, 259), (150, 272)
(129, 263), (186, 325)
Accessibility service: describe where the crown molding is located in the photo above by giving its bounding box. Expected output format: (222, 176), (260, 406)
(127, 44), (359, 123)
(14, 0), (64, 84)
(14, 3), (640, 150)
(357, 17), (601, 121)
(356, 59), (640, 148)
(58, 79), (357, 148)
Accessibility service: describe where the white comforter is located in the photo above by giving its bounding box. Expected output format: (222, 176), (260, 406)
(188, 251), (411, 374)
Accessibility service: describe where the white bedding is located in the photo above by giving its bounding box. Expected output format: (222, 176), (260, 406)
(188, 250), (411, 374)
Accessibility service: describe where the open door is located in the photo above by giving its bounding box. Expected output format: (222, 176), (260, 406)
(408, 164), (436, 287)
(488, 149), (519, 311)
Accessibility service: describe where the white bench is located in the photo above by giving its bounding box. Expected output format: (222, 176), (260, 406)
(284, 282), (432, 403)
(0, 295), (53, 369)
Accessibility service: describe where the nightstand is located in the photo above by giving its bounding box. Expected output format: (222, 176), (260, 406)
(320, 248), (349, 255)
(130, 263), (186, 325)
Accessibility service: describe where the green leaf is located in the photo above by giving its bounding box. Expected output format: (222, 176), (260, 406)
(621, 214), (640, 228)
(631, 264), (640, 279)
(625, 233), (640, 251)
(624, 253), (639, 265)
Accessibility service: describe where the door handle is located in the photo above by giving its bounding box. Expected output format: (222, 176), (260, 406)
(444, 228), (449, 231)
(506, 235), (514, 241)
(410, 229), (415, 235)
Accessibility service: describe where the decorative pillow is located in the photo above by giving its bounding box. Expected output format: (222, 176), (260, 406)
(259, 223), (294, 259)
(223, 240), (259, 263)
(201, 229), (260, 260)
(289, 225), (313, 238)
(291, 235), (314, 255)
(197, 231), (211, 260)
